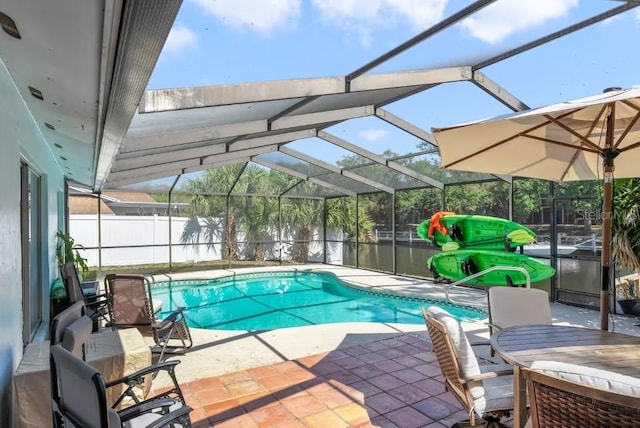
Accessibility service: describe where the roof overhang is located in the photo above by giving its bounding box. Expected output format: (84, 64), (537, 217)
(0, 0), (181, 188)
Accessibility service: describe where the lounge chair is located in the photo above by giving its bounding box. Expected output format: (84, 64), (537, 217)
(522, 361), (640, 428)
(422, 306), (514, 427)
(50, 300), (93, 360)
(60, 261), (110, 330)
(50, 344), (192, 428)
(50, 301), (190, 412)
(105, 274), (192, 362)
(487, 287), (552, 356)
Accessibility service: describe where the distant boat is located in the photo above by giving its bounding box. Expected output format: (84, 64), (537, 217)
(522, 243), (577, 257)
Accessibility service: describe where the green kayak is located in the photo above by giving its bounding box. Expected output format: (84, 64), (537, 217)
(416, 212), (535, 251)
(427, 249), (555, 286)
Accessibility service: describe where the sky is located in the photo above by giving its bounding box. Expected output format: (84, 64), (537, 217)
(140, 0), (640, 183)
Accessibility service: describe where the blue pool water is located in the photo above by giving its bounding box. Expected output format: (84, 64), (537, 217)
(152, 271), (485, 330)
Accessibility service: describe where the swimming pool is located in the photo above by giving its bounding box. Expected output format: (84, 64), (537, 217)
(152, 271), (485, 330)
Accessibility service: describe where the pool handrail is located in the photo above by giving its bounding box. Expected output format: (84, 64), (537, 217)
(444, 265), (531, 306)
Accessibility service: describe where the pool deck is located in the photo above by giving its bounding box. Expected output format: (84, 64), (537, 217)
(144, 265), (640, 427)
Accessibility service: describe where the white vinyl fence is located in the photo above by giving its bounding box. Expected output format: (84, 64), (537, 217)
(70, 215), (343, 267)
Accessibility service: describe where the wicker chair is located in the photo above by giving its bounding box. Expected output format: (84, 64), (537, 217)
(105, 274), (192, 362)
(422, 306), (514, 427)
(522, 363), (640, 428)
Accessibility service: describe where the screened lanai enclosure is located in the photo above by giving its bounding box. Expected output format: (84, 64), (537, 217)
(71, 170), (605, 310)
(65, 1), (640, 312)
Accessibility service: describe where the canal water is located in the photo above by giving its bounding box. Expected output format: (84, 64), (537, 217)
(341, 243), (603, 302)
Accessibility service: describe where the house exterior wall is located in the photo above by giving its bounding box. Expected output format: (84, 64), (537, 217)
(0, 58), (65, 426)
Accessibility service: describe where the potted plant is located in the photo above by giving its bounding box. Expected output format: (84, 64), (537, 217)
(55, 230), (89, 278)
(612, 179), (640, 315)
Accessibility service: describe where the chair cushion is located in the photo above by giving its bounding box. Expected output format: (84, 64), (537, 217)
(426, 306), (483, 399)
(531, 360), (640, 396)
(61, 315), (93, 357)
(474, 365), (514, 415)
(489, 287), (551, 329)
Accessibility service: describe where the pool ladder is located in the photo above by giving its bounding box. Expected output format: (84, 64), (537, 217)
(444, 265), (531, 306)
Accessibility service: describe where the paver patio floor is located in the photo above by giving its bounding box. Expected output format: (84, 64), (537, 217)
(152, 334), (511, 427)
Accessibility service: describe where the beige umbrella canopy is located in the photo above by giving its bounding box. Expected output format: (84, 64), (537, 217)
(433, 87), (640, 331)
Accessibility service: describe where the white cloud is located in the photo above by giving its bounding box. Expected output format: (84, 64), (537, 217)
(164, 25), (198, 56)
(311, 0), (447, 47)
(193, 0), (301, 35)
(359, 129), (389, 141)
(460, 0), (578, 44)
(633, 83), (640, 89)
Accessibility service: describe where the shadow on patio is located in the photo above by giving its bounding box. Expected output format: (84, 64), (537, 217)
(151, 332), (501, 427)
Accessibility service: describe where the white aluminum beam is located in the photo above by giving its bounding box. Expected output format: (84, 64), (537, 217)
(117, 138), (230, 160)
(183, 157), (252, 174)
(278, 147), (395, 194)
(140, 67), (474, 112)
(350, 67), (471, 92)
(108, 158), (200, 182)
(112, 143), (227, 172)
(230, 129), (316, 150)
(375, 108), (438, 147)
(270, 106), (374, 131)
(112, 145), (277, 179)
(123, 120), (267, 153)
(105, 169), (184, 190)
(472, 71), (529, 112)
(318, 131), (444, 190)
(202, 145), (279, 164)
(253, 158), (357, 197)
(106, 168), (186, 189)
(141, 77), (345, 111)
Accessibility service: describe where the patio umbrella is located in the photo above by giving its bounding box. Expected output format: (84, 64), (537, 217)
(432, 87), (640, 331)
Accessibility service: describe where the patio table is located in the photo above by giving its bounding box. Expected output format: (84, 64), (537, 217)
(491, 324), (640, 428)
(13, 328), (151, 428)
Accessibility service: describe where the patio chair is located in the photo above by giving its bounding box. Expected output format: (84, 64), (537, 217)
(487, 287), (551, 356)
(49, 299), (190, 411)
(50, 344), (192, 428)
(422, 306), (514, 427)
(50, 300), (93, 360)
(105, 274), (192, 362)
(60, 261), (110, 330)
(522, 361), (640, 428)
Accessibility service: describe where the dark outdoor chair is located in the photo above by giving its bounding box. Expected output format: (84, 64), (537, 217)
(105, 274), (192, 363)
(50, 301), (191, 427)
(60, 261), (110, 330)
(50, 344), (192, 428)
(50, 300), (93, 360)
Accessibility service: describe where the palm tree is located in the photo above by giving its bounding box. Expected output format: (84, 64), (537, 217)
(612, 179), (640, 298)
(181, 164), (245, 261)
(280, 197), (321, 262)
(326, 196), (374, 243)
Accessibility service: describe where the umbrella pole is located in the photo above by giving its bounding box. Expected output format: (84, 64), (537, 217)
(600, 106), (618, 331)
(600, 165), (613, 331)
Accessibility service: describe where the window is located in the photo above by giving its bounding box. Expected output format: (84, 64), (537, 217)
(20, 162), (42, 344)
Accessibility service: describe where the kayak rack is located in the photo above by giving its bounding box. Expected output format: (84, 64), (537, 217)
(444, 266), (531, 306)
